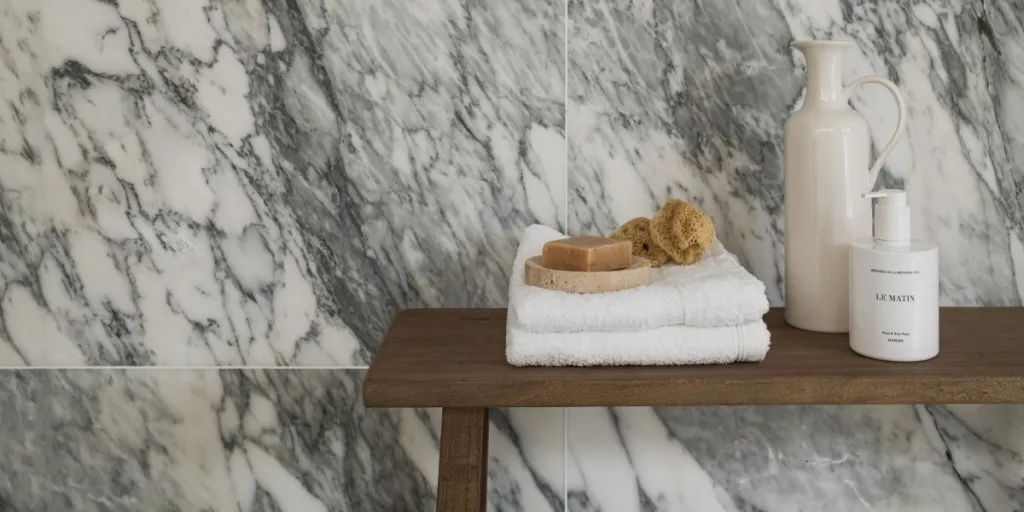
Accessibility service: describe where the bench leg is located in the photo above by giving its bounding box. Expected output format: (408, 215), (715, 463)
(437, 407), (489, 512)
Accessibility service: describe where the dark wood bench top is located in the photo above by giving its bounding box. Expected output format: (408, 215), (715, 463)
(363, 308), (1024, 408)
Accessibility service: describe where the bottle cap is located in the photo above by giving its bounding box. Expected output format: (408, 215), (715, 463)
(863, 189), (910, 242)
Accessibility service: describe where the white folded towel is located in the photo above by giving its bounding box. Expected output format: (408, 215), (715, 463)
(510, 224), (769, 332)
(506, 314), (770, 366)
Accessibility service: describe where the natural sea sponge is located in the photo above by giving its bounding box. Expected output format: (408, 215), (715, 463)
(650, 200), (715, 265)
(610, 217), (671, 267)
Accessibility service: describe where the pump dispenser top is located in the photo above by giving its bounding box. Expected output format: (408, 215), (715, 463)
(863, 189), (911, 243)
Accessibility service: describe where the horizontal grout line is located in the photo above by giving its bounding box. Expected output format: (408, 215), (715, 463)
(0, 366), (372, 371)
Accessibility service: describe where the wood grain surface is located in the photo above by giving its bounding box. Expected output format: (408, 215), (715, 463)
(363, 308), (1024, 407)
(436, 407), (489, 512)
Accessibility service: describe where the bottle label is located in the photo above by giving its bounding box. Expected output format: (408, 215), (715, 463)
(869, 267), (921, 342)
(879, 330), (910, 343)
(851, 249), (938, 361)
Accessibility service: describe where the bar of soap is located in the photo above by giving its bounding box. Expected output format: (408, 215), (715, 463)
(541, 236), (632, 272)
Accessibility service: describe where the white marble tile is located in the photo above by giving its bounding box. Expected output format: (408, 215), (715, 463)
(925, 405), (1024, 511)
(490, 408), (567, 511)
(567, 406), (1018, 511)
(0, 0), (565, 366)
(0, 370), (565, 511)
(565, 3), (1024, 505)
(568, 0), (1024, 307)
(0, 369), (432, 510)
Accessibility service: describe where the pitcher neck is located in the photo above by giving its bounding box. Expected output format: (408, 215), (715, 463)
(805, 53), (846, 106)
(797, 43), (850, 107)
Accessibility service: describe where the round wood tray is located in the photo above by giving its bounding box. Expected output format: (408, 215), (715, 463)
(524, 256), (650, 294)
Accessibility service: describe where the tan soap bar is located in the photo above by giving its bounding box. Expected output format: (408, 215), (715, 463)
(541, 236), (632, 272)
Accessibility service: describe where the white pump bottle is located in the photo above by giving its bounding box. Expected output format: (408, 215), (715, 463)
(849, 189), (939, 361)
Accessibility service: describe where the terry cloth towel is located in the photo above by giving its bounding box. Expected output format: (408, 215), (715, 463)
(510, 224), (769, 332)
(506, 314), (770, 366)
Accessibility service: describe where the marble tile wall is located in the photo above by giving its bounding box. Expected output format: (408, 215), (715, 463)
(0, 0), (565, 367)
(0, 0), (566, 509)
(0, 370), (565, 511)
(565, 0), (1024, 510)
(568, 0), (1024, 306)
(566, 405), (1024, 511)
(2, 0), (1024, 510)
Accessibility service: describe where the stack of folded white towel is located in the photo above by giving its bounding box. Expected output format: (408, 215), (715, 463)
(506, 225), (771, 366)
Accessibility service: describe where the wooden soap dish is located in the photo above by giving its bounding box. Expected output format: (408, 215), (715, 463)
(524, 256), (651, 294)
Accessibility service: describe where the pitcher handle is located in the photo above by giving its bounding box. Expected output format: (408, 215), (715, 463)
(843, 76), (907, 189)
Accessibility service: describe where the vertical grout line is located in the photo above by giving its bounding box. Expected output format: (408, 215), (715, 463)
(563, 407), (569, 512)
(563, 0), (571, 508)
(563, 0), (569, 233)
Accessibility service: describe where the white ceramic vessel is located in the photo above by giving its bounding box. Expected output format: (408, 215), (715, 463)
(784, 40), (906, 333)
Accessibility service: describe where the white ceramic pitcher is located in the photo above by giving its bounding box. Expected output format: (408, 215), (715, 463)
(783, 40), (906, 333)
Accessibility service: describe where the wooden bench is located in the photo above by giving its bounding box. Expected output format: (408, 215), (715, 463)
(363, 307), (1024, 512)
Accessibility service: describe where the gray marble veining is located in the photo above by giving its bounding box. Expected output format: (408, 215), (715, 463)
(0, 369), (564, 512)
(566, 405), (1024, 512)
(0, 0), (565, 366)
(2, 0), (1024, 510)
(0, 370), (433, 510)
(925, 404), (1024, 511)
(565, 0), (1024, 510)
(568, 0), (1024, 307)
